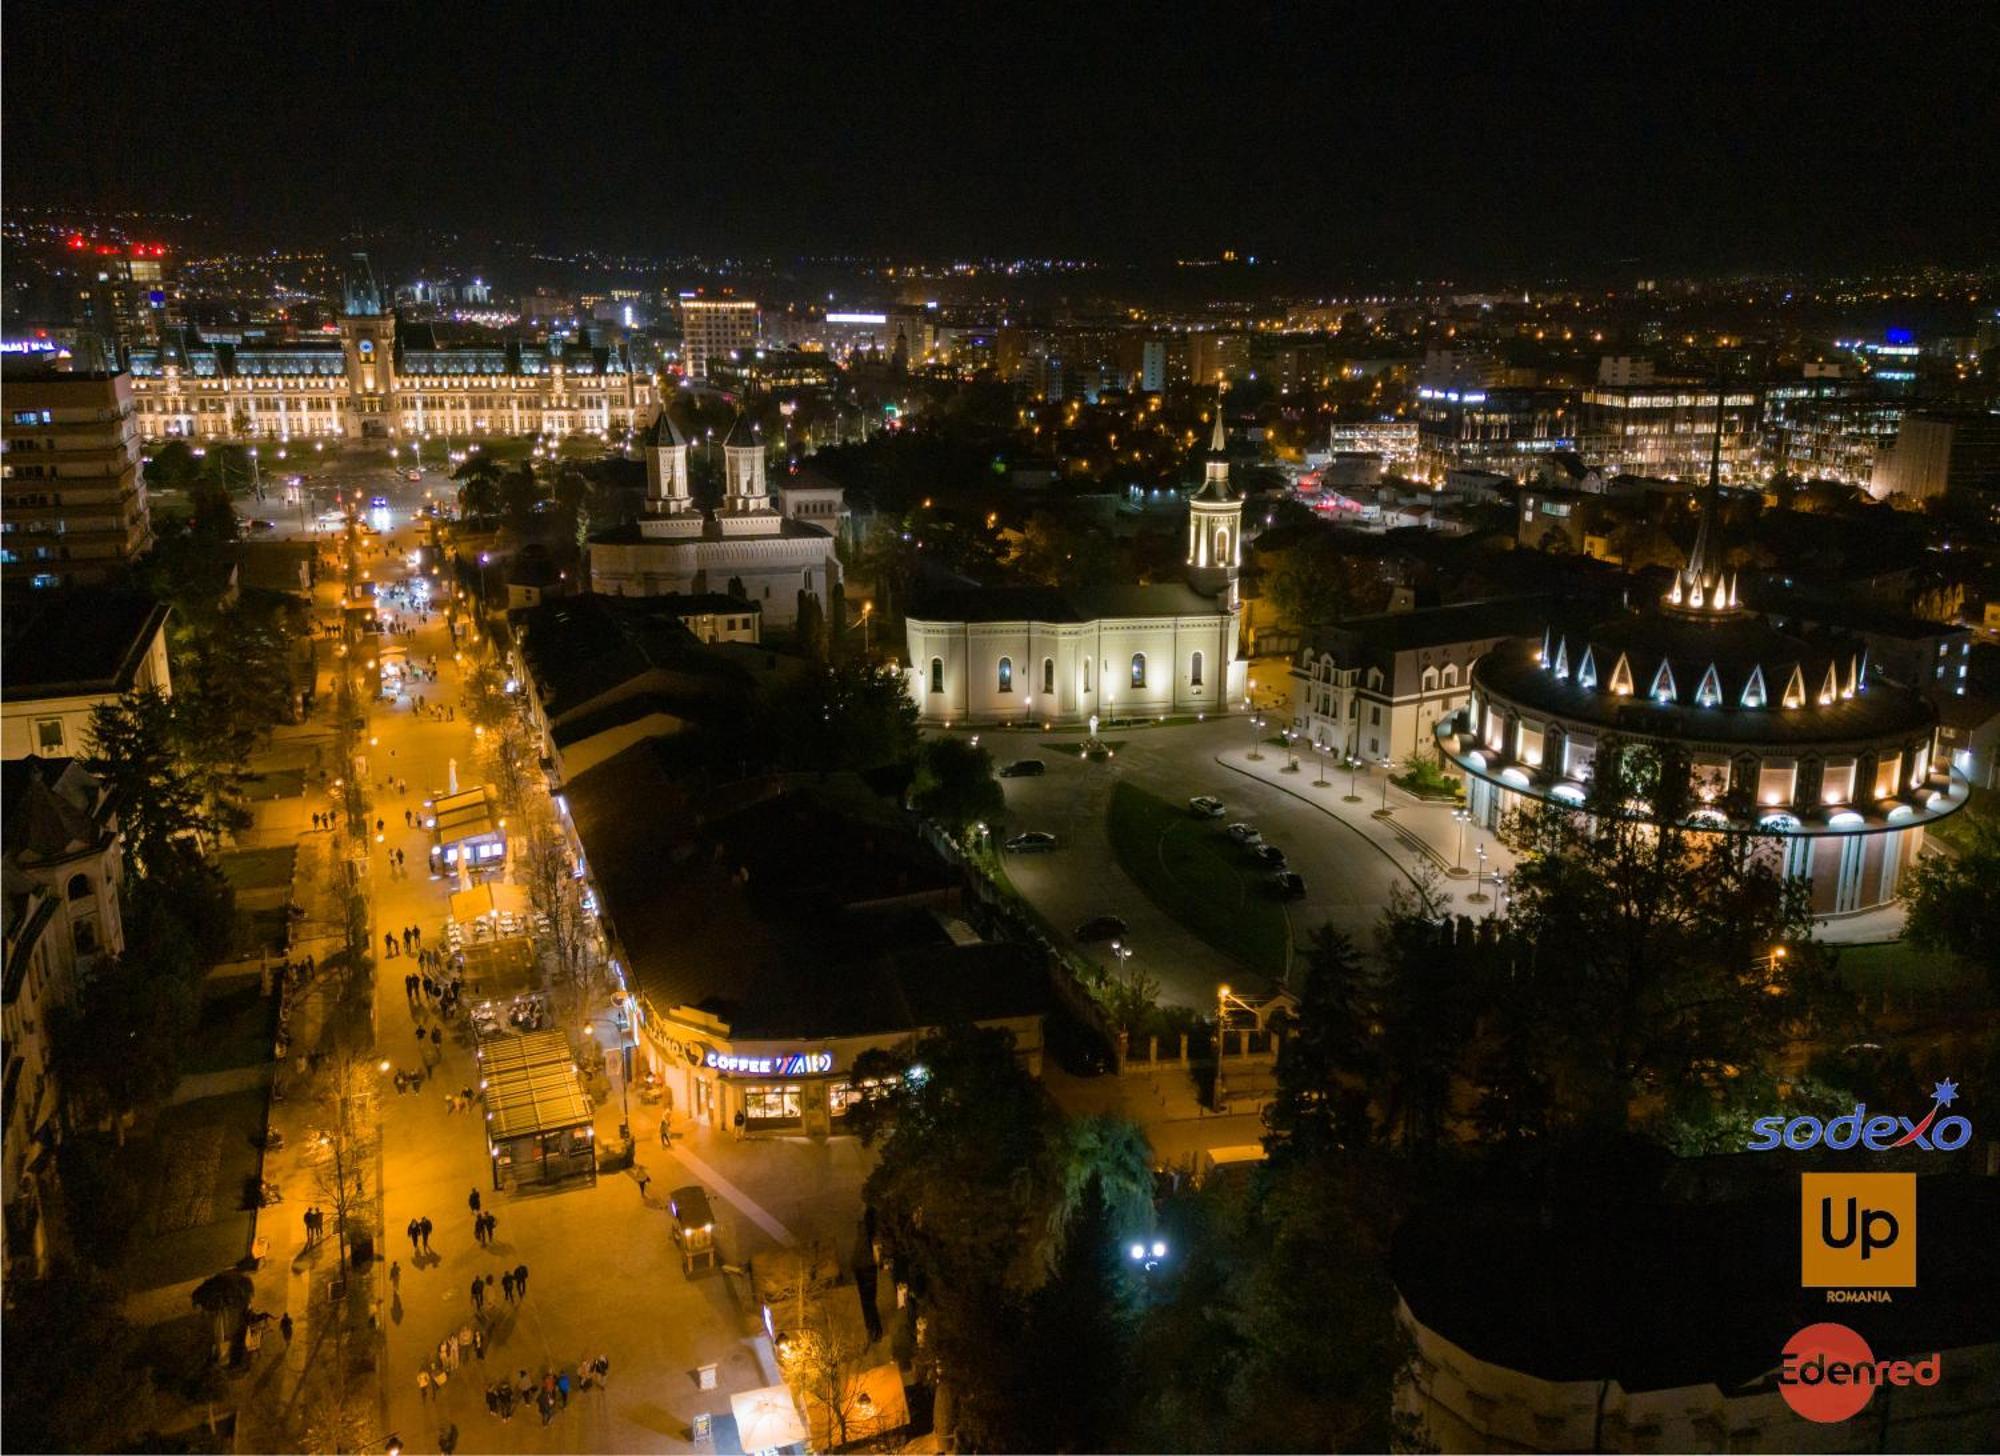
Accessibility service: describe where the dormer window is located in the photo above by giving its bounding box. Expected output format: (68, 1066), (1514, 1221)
(1650, 660), (1677, 702)
(1608, 654), (1634, 697)
(1576, 647), (1597, 690)
(1695, 665), (1723, 708)
(1741, 665), (1767, 709)
(1781, 665), (1807, 710)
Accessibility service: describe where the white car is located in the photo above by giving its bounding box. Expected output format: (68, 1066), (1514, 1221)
(1189, 795), (1226, 818)
(1224, 822), (1262, 846)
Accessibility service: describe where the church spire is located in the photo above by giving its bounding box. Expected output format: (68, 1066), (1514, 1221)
(1209, 386), (1227, 456)
(1194, 388), (1233, 503)
(1665, 382), (1741, 616)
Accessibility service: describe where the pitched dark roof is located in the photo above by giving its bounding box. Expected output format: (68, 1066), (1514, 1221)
(909, 580), (1228, 624)
(514, 593), (753, 717)
(1, 758), (106, 861)
(0, 590), (170, 700)
(1311, 596), (1555, 655)
(565, 766), (1049, 1040)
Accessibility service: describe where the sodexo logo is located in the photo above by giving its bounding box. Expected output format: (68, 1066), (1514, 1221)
(1748, 1079), (1970, 1153)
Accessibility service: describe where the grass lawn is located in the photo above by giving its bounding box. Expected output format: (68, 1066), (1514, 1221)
(1833, 939), (1974, 994)
(181, 978), (278, 1076)
(122, 1089), (269, 1292)
(242, 768), (306, 801)
(1927, 784), (1994, 857)
(220, 846), (296, 894)
(1105, 781), (1292, 978)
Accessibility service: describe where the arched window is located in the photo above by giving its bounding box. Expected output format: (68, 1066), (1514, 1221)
(1083, 658), (1093, 693)
(1190, 650), (1204, 688)
(1130, 653), (1147, 689)
(1214, 527), (1230, 565)
(1366, 667), (1384, 692)
(997, 657), (1014, 693)
(1042, 658), (1054, 694)
(66, 872), (92, 902)
(1421, 666), (1439, 692)
(929, 657), (943, 694)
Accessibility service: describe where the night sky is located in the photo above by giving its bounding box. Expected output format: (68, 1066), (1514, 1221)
(6, 1), (1995, 275)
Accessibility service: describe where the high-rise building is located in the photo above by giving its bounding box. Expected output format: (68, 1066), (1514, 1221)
(1140, 339), (1167, 394)
(1869, 410), (2000, 504)
(1416, 387), (1576, 484)
(1189, 332), (1251, 385)
(1, 366), (151, 588)
(679, 297), (759, 380)
(1578, 382), (1761, 481)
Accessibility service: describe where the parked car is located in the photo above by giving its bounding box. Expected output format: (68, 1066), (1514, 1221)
(1224, 822), (1262, 846)
(1253, 843), (1288, 869)
(669, 1185), (717, 1275)
(1188, 795), (1226, 818)
(999, 759), (1047, 778)
(1270, 871), (1307, 899)
(246, 518), (277, 532)
(1005, 831), (1059, 853)
(405, 469), (423, 482)
(1073, 914), (1128, 942)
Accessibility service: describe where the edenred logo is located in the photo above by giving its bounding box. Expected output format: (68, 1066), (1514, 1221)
(1779, 1322), (1942, 1423)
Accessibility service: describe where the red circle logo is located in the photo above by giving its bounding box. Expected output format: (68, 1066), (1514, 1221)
(1781, 1323), (1877, 1424)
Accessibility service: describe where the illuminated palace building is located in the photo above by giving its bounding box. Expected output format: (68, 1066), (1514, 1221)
(122, 255), (655, 443)
(1435, 433), (1969, 918)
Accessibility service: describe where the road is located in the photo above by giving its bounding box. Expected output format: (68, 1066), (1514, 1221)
(974, 717), (1517, 1008)
(280, 473), (862, 1453)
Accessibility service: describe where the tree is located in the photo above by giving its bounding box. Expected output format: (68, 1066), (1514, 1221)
(763, 659), (919, 773)
(1262, 528), (1390, 638)
(499, 462), (543, 531)
(1497, 740), (1829, 1135)
(795, 589), (827, 663)
(312, 1048), (380, 1267)
(191, 1269), (254, 1362)
(1265, 926), (1376, 1161)
(1902, 808), (2000, 986)
(521, 805), (598, 1025)
(84, 690), (224, 875)
(454, 454), (505, 518)
(908, 737), (1004, 836)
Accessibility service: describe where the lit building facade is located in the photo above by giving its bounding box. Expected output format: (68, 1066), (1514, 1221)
(678, 297), (759, 380)
(1, 368), (152, 589)
(1435, 480), (1967, 917)
(1415, 387), (1576, 484)
(588, 412), (841, 629)
(1578, 383), (1761, 481)
(1761, 379), (1903, 486)
(906, 412), (1244, 725)
(122, 255), (655, 443)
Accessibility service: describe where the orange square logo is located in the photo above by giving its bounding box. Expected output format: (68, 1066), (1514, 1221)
(1802, 1173), (1916, 1288)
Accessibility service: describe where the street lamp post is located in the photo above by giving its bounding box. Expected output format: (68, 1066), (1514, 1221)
(1282, 730), (1299, 773)
(1214, 983), (1254, 1109)
(1247, 715), (1264, 761)
(1451, 808), (1472, 877)
(1468, 844), (1490, 904)
(1345, 754), (1362, 802)
(1313, 744), (1329, 787)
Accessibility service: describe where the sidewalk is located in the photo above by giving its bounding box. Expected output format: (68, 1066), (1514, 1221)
(1215, 746), (1519, 909)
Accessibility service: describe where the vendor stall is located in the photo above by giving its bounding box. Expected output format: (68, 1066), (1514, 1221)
(482, 1052), (596, 1192)
(429, 785), (507, 873)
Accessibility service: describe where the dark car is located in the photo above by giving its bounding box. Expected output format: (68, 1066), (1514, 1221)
(1073, 914), (1128, 942)
(999, 759), (1047, 778)
(1270, 871), (1306, 899)
(246, 518), (277, 532)
(1005, 831), (1058, 853)
(1253, 843), (1288, 869)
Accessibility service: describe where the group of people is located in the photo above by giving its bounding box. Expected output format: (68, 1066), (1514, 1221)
(480, 1359), (609, 1425)
(301, 1205), (328, 1246)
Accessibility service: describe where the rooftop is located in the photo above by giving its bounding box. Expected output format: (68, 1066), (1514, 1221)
(0, 589), (169, 701)
(566, 765), (1050, 1042)
(910, 579), (1226, 624)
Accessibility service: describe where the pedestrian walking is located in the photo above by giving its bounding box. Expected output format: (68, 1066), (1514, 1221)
(557, 1370), (570, 1407)
(279, 1312), (293, 1343)
(514, 1263), (528, 1299)
(421, 1216), (434, 1253)
(304, 1208), (317, 1246)
(418, 1367), (433, 1403)
(431, 1026), (442, 1048)
(391, 1260), (401, 1290)
(471, 1276), (485, 1312)
(501, 1270), (516, 1302)
(469, 1186), (481, 1215)
(473, 1325), (486, 1361)
(659, 1116), (672, 1148)
(485, 1385), (499, 1419)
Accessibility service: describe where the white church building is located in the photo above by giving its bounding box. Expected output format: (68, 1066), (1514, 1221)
(589, 410), (842, 628)
(905, 411), (1246, 725)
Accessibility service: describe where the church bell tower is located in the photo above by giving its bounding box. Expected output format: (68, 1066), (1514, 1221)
(1186, 394), (1242, 605)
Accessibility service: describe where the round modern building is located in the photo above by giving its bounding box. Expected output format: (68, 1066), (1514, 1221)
(1435, 535), (1969, 918)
